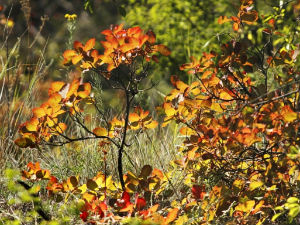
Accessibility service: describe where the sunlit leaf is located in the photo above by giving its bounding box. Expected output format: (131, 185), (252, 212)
(235, 200), (255, 212)
(164, 208), (179, 224)
(135, 197), (146, 210)
(218, 16), (232, 24)
(72, 54), (83, 65)
(93, 127), (108, 137)
(84, 38), (96, 51)
(249, 180), (264, 191)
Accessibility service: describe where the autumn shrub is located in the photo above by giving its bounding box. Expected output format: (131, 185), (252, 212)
(3, 0), (300, 225)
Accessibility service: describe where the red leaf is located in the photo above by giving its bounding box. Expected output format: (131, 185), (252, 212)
(80, 211), (89, 222)
(122, 191), (131, 204)
(191, 184), (206, 200)
(135, 197), (147, 210)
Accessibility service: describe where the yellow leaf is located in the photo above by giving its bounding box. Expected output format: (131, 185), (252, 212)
(235, 200), (255, 212)
(82, 192), (95, 202)
(175, 215), (188, 225)
(202, 70), (213, 79)
(282, 106), (298, 122)
(78, 184), (87, 194)
(233, 179), (245, 190)
(72, 54), (83, 65)
(144, 120), (158, 129)
(220, 91), (233, 100)
(179, 127), (195, 136)
(164, 103), (176, 117)
(252, 200), (264, 214)
(249, 181), (264, 191)
(208, 209), (216, 221)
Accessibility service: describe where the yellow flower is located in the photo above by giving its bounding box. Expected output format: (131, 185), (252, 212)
(7, 19), (14, 28)
(65, 13), (77, 21)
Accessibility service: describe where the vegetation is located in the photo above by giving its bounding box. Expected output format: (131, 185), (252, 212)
(1, 0), (300, 224)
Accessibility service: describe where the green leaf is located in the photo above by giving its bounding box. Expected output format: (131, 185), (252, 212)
(118, 6), (126, 17)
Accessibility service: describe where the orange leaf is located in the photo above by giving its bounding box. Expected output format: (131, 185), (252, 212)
(32, 107), (46, 118)
(63, 50), (76, 60)
(207, 74), (220, 86)
(120, 42), (136, 53)
(48, 81), (66, 96)
(84, 38), (96, 51)
(233, 22), (239, 31)
(155, 44), (171, 56)
(164, 208), (179, 224)
(66, 79), (80, 99)
(78, 83), (92, 99)
(202, 70), (213, 79)
(57, 123), (67, 133)
(73, 41), (84, 51)
(218, 16), (232, 24)
(152, 168), (164, 179)
(48, 93), (62, 105)
(127, 26), (142, 36)
(25, 118), (39, 132)
(146, 30), (156, 44)
(129, 113), (140, 123)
